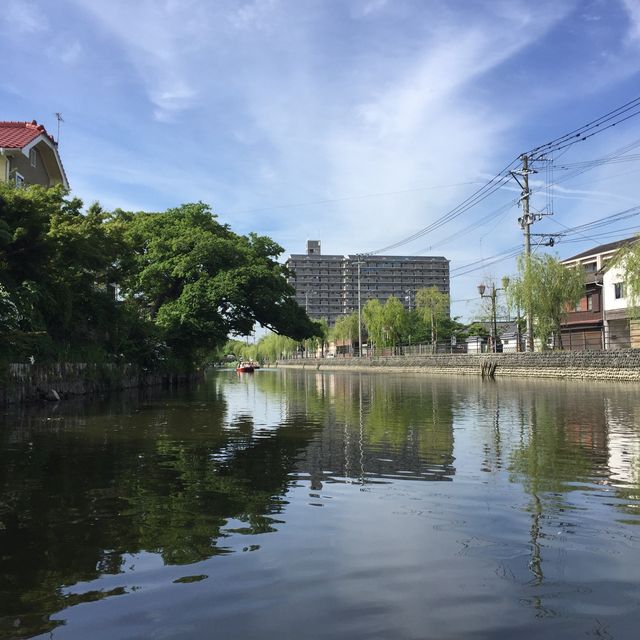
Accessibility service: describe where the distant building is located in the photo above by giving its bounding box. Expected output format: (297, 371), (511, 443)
(0, 120), (68, 188)
(286, 240), (450, 326)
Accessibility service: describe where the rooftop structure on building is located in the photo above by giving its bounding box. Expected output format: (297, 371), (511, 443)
(0, 120), (68, 188)
(286, 240), (450, 326)
(562, 238), (637, 265)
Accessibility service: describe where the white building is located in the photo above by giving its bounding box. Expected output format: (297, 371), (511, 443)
(602, 256), (640, 349)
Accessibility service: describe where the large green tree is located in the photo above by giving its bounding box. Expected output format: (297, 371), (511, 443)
(113, 202), (318, 363)
(506, 253), (583, 349)
(0, 185), (317, 366)
(0, 184), (126, 360)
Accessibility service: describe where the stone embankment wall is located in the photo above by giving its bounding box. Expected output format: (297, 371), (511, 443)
(0, 362), (196, 404)
(278, 351), (640, 382)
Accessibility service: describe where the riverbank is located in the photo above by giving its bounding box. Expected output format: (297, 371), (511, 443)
(277, 350), (640, 382)
(0, 362), (200, 404)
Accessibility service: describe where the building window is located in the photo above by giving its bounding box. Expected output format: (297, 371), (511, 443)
(575, 299), (582, 312)
(587, 295), (593, 311)
(29, 148), (37, 167)
(614, 282), (626, 299)
(14, 172), (25, 187)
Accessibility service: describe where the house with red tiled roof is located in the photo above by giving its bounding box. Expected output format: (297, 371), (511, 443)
(0, 120), (68, 188)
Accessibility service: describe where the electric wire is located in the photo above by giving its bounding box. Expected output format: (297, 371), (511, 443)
(528, 96), (640, 158)
(367, 159), (520, 255)
(360, 97), (640, 258)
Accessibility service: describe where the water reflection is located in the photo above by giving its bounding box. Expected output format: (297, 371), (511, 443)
(0, 371), (639, 639)
(253, 372), (456, 487)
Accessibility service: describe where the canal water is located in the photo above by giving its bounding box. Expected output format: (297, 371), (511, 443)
(1, 369), (639, 639)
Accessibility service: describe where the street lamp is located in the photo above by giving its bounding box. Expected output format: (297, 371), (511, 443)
(404, 289), (413, 311)
(478, 282), (503, 353)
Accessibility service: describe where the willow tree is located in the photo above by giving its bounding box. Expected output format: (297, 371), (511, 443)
(331, 313), (359, 352)
(363, 299), (384, 350)
(381, 296), (406, 347)
(415, 286), (449, 351)
(506, 253), (583, 350)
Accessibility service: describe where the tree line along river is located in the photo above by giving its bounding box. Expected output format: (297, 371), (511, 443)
(1, 369), (639, 639)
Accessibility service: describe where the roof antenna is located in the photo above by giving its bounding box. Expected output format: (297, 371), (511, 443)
(54, 112), (64, 144)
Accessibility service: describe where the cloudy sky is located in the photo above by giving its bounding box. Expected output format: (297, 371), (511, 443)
(2, 0), (640, 318)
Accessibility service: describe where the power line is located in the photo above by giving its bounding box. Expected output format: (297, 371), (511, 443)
(224, 180), (480, 215)
(431, 199), (517, 249)
(367, 159), (520, 255)
(366, 98), (640, 259)
(450, 245), (522, 277)
(448, 205), (640, 280)
(529, 136), (640, 199)
(528, 95), (640, 158)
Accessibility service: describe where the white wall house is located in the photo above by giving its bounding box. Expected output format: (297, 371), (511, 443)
(561, 237), (638, 350)
(602, 258), (640, 349)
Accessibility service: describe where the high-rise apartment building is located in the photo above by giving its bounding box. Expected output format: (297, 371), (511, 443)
(286, 240), (450, 326)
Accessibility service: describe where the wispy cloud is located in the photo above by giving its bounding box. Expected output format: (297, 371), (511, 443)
(72, 0), (214, 120)
(229, 0), (279, 31)
(621, 0), (640, 42)
(5, 0), (640, 319)
(0, 1), (48, 35)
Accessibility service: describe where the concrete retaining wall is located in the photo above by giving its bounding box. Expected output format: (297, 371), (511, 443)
(0, 362), (196, 404)
(277, 351), (640, 382)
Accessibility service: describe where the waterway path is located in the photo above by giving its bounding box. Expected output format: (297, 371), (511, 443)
(1, 369), (639, 639)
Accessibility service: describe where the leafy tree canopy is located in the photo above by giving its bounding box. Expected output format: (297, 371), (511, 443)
(0, 185), (317, 366)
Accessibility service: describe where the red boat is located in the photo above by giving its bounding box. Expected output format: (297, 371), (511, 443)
(236, 362), (256, 373)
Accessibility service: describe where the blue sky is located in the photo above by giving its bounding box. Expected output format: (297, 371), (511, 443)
(2, 0), (640, 320)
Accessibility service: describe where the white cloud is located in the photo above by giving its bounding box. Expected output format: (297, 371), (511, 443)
(30, 0), (640, 320)
(621, 0), (640, 42)
(353, 0), (389, 18)
(72, 0), (213, 119)
(240, 1), (574, 254)
(58, 39), (83, 64)
(229, 0), (279, 31)
(0, 1), (48, 35)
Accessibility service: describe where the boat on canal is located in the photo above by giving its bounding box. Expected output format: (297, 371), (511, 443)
(236, 361), (256, 373)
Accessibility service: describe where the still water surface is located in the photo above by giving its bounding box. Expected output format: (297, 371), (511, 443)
(1, 369), (640, 639)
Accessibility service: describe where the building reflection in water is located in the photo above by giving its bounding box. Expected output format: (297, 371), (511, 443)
(261, 371), (458, 491)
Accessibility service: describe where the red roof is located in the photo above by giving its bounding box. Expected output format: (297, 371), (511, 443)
(0, 120), (56, 149)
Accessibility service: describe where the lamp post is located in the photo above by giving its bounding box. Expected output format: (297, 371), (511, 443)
(478, 282), (503, 353)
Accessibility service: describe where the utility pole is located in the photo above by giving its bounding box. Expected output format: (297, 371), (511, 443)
(512, 154), (535, 352)
(522, 154), (534, 352)
(356, 256), (363, 357)
(478, 282), (503, 353)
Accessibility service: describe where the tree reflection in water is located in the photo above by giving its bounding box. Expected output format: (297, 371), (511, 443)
(0, 372), (639, 638)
